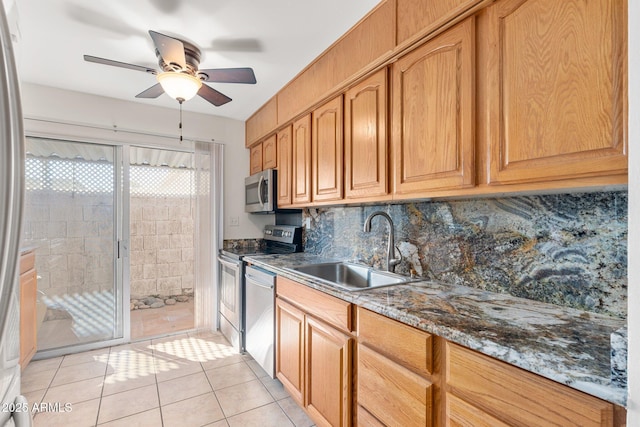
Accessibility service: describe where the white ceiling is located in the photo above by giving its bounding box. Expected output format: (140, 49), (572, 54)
(13, 0), (380, 121)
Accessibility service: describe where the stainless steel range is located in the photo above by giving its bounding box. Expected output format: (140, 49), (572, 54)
(217, 225), (302, 353)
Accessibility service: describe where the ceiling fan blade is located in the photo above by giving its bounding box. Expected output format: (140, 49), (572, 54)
(198, 84), (232, 107)
(149, 30), (186, 69)
(198, 68), (257, 84)
(84, 55), (157, 74)
(136, 83), (165, 99)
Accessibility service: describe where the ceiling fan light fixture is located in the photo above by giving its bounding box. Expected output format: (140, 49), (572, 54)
(157, 72), (202, 102)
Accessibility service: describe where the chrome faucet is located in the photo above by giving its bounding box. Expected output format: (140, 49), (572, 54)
(363, 211), (401, 272)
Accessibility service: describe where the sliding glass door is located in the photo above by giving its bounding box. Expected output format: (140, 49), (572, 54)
(22, 137), (123, 353)
(128, 146), (196, 339)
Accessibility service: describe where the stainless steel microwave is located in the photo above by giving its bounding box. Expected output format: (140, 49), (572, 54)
(245, 169), (276, 213)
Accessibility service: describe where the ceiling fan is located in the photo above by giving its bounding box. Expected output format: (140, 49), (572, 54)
(84, 30), (256, 107)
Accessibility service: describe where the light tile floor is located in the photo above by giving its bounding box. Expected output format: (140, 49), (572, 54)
(21, 331), (314, 427)
(130, 300), (195, 340)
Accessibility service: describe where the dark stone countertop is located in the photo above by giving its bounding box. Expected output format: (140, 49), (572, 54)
(244, 252), (627, 407)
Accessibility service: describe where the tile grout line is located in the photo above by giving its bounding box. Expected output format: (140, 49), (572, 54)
(152, 340), (166, 427)
(30, 355), (65, 423)
(27, 332), (307, 426)
(200, 356), (228, 424)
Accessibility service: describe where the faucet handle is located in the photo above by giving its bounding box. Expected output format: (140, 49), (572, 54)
(388, 245), (402, 271)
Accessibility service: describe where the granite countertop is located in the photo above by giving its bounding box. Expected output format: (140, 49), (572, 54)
(244, 252), (627, 407)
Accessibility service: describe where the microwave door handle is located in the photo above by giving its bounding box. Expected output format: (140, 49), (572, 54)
(258, 175), (265, 207)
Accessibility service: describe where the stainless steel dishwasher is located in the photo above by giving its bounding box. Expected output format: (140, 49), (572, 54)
(244, 264), (277, 378)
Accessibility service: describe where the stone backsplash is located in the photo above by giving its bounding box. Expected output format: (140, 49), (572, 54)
(303, 191), (627, 318)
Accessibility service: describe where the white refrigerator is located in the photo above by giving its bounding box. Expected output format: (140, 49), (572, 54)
(0, 2), (30, 426)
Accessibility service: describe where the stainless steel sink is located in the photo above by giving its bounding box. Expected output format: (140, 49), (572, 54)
(288, 262), (416, 291)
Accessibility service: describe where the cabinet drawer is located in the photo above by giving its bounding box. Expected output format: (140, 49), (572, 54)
(358, 344), (432, 427)
(277, 276), (353, 333)
(446, 393), (510, 427)
(357, 307), (432, 376)
(20, 250), (35, 274)
(446, 342), (614, 427)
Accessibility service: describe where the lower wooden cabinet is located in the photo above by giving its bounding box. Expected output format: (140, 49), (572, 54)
(357, 308), (434, 426)
(275, 298), (305, 405)
(358, 344), (432, 426)
(19, 249), (37, 370)
(305, 316), (353, 427)
(445, 393), (510, 427)
(445, 341), (618, 427)
(276, 281), (626, 427)
(275, 277), (354, 426)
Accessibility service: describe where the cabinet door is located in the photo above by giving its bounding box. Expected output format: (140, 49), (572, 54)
(481, 0), (627, 185)
(277, 125), (293, 207)
(305, 316), (353, 427)
(358, 344), (432, 427)
(344, 69), (388, 199)
(392, 18), (475, 195)
(275, 297), (305, 405)
(250, 143), (263, 175)
(312, 96), (344, 202)
(263, 134), (277, 169)
(292, 114), (312, 205)
(20, 268), (37, 369)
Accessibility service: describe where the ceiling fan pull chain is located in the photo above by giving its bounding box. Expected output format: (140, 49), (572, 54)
(179, 99), (183, 143)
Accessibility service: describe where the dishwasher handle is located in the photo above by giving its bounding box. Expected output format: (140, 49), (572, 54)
(245, 265), (276, 287)
(246, 278), (274, 290)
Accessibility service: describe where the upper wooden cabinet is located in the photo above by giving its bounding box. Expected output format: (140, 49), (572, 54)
(479, 0), (627, 185)
(246, 96), (278, 147)
(344, 69), (389, 200)
(249, 143), (263, 175)
(249, 135), (276, 176)
(391, 18), (476, 196)
(312, 96), (344, 202)
(396, 0), (484, 46)
(276, 125), (293, 207)
(247, 0), (627, 203)
(262, 134), (277, 170)
(277, 0), (395, 125)
(292, 114), (312, 205)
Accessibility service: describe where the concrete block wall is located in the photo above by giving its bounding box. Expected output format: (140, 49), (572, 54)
(129, 195), (195, 298)
(22, 191), (115, 297)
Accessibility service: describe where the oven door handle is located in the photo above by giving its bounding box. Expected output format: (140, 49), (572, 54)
(217, 256), (240, 269)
